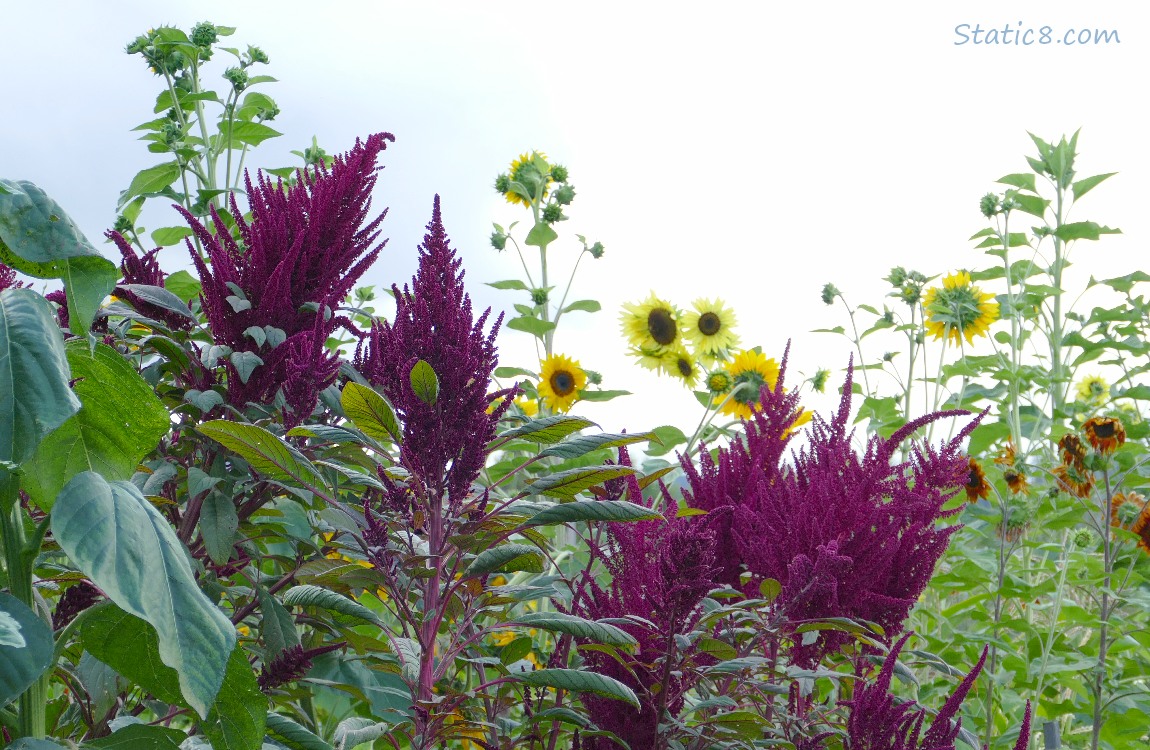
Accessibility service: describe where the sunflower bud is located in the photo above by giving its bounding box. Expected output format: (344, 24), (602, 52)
(531, 288), (549, 306)
(493, 174), (512, 195)
(190, 22), (218, 48)
(541, 203), (563, 224)
(554, 184), (576, 205)
(550, 164), (569, 182)
(885, 267), (907, 287)
(490, 230), (507, 251)
(811, 368), (830, 393)
(247, 45), (270, 64)
(112, 214), (133, 234)
(979, 193), (999, 218)
(588, 241), (605, 259)
(821, 283), (840, 306)
(223, 66), (249, 91)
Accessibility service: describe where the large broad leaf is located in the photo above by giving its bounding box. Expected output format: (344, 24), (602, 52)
(526, 466), (637, 500)
(0, 289), (79, 469)
(84, 723), (186, 749)
(340, 382), (400, 444)
(0, 179), (119, 336)
(198, 421), (328, 493)
(524, 500), (662, 527)
(0, 593), (54, 708)
(53, 473), (235, 718)
(22, 341), (170, 510)
(539, 431), (657, 459)
(495, 414), (596, 444)
(464, 544), (544, 579)
(282, 585), (384, 627)
(201, 645), (266, 750)
(265, 714), (334, 750)
(518, 669), (639, 709)
(513, 612), (638, 648)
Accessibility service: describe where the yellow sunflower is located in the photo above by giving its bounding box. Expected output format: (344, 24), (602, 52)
(682, 298), (739, 358)
(538, 353), (587, 413)
(719, 350), (780, 420)
(503, 151), (552, 207)
(621, 293), (680, 351)
(514, 397), (539, 418)
(660, 345), (700, 388)
(1076, 375), (1110, 406)
(923, 271), (999, 346)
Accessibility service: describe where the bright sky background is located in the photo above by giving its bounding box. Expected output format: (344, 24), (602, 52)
(3, 1), (1146, 437)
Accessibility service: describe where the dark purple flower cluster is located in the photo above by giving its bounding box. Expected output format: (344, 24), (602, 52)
(355, 196), (511, 512)
(105, 231), (192, 331)
(179, 132), (394, 425)
(0, 262), (24, 291)
(681, 355), (977, 666)
(52, 580), (103, 630)
(576, 449), (719, 750)
(257, 642), (344, 692)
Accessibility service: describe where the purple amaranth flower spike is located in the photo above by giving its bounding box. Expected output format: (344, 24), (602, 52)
(0, 262), (25, 291)
(178, 132), (394, 426)
(355, 195), (512, 513)
(575, 447), (720, 750)
(52, 580), (103, 630)
(257, 642), (345, 692)
(680, 353), (979, 667)
(104, 231), (193, 331)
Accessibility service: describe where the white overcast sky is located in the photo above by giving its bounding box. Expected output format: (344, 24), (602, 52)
(2, 1), (1145, 435)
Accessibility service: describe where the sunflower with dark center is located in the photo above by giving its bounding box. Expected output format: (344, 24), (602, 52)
(499, 151), (553, 207)
(660, 346), (699, 388)
(1002, 467), (1029, 495)
(1053, 464), (1093, 499)
(1083, 416), (1126, 455)
(621, 292), (681, 351)
(923, 270), (999, 346)
(719, 350), (780, 420)
(1076, 375), (1110, 406)
(1058, 433), (1088, 468)
(538, 353), (587, 414)
(682, 298), (739, 359)
(965, 458), (990, 502)
(1130, 501), (1150, 555)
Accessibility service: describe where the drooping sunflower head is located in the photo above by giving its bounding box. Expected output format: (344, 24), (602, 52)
(1058, 433), (1087, 468)
(1075, 375), (1110, 406)
(499, 151), (553, 207)
(1083, 416), (1126, 456)
(620, 292), (680, 351)
(1130, 501), (1150, 556)
(538, 353), (587, 414)
(682, 298), (739, 358)
(923, 271), (1000, 346)
(965, 458), (990, 503)
(1110, 492), (1145, 529)
(659, 345), (699, 388)
(719, 349), (780, 420)
(1053, 464), (1093, 499)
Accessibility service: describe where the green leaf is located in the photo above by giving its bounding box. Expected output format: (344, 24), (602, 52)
(497, 414), (596, 443)
(577, 389), (630, 403)
(199, 491), (239, 566)
(118, 162), (182, 208)
(525, 222), (559, 247)
(997, 173), (1036, 192)
(185, 389), (225, 413)
(341, 382), (401, 444)
(7, 740), (70, 749)
(333, 717), (391, 749)
(201, 645), (266, 750)
(506, 316), (557, 338)
(198, 421), (328, 493)
(230, 350), (264, 384)
(527, 466), (637, 499)
(464, 544), (544, 578)
(494, 366), (537, 379)
(409, 359), (439, 406)
(524, 500), (662, 527)
(53, 474), (236, 718)
(116, 283), (195, 320)
(258, 586), (300, 660)
(265, 714), (335, 750)
(646, 425), (688, 457)
(514, 612), (637, 648)
(0, 289), (80, 469)
(281, 585), (384, 627)
(540, 431), (656, 459)
(164, 269), (202, 302)
(150, 225), (195, 247)
(486, 279), (529, 291)
(0, 593), (53, 708)
(561, 299), (601, 314)
(1052, 221), (1121, 242)
(0, 180), (119, 336)
(1072, 172), (1117, 200)
(22, 341), (171, 510)
(518, 669), (639, 709)
(81, 605), (183, 705)
(84, 724), (186, 749)
(219, 120), (282, 148)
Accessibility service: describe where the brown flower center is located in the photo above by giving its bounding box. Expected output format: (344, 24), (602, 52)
(1093, 421), (1116, 439)
(967, 469), (981, 488)
(550, 370), (575, 396)
(697, 311), (722, 336)
(648, 308), (676, 346)
(676, 357), (692, 377)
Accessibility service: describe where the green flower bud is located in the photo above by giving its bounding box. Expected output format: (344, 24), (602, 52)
(885, 266), (907, 287)
(247, 45), (270, 64)
(588, 241), (605, 259)
(490, 231), (507, 251)
(550, 164), (569, 182)
(191, 22), (218, 48)
(900, 282), (921, 305)
(586, 370), (603, 386)
(554, 184), (576, 205)
(811, 368), (830, 393)
(125, 34), (150, 55)
(1073, 529), (1094, 548)
(979, 192), (1000, 218)
(541, 203), (563, 224)
(531, 288), (549, 306)
(821, 283), (840, 306)
(223, 66), (249, 91)
(493, 174), (512, 195)
(112, 214), (133, 234)
(882, 352), (896, 362)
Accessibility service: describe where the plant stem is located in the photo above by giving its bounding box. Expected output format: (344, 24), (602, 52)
(1092, 467), (1114, 750)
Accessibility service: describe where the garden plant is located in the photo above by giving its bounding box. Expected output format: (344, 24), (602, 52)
(5, 19), (1126, 750)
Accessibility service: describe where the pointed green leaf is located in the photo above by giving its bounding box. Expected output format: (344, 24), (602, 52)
(117, 283), (195, 320)
(22, 341), (170, 510)
(506, 316), (557, 338)
(1052, 221), (1121, 242)
(577, 389), (630, 403)
(118, 162), (182, 207)
(486, 279), (529, 291)
(464, 544), (543, 578)
(198, 420), (328, 492)
(524, 499), (662, 527)
(219, 120), (282, 148)
(341, 382), (401, 444)
(1072, 172), (1117, 200)
(561, 299), (601, 314)
(265, 714), (335, 750)
(334, 717), (391, 749)
(258, 586), (301, 660)
(527, 466), (637, 499)
(282, 584), (384, 627)
(81, 604), (183, 705)
(0, 289), (79, 469)
(525, 222), (559, 247)
(164, 269), (202, 303)
(393, 637), (421, 685)
(540, 431), (656, 459)
(997, 173), (1036, 192)
(149, 226), (195, 247)
(0, 593), (53, 708)
(85, 723), (186, 749)
(229, 350), (263, 384)
(497, 414), (596, 444)
(199, 491), (239, 565)
(201, 645), (265, 750)
(514, 612), (637, 648)
(409, 359), (438, 406)
(54, 474), (236, 718)
(518, 668), (639, 709)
